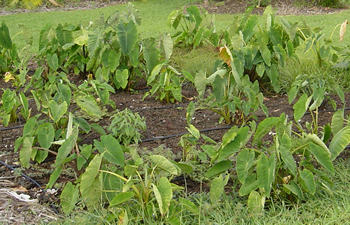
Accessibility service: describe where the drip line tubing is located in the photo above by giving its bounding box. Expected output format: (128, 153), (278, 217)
(141, 125), (232, 142)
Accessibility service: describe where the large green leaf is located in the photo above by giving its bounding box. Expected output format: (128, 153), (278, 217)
(80, 154), (103, 209)
(248, 190), (265, 215)
(210, 174), (229, 204)
(153, 177), (172, 216)
(110, 192), (134, 207)
(252, 116), (279, 145)
(150, 155), (178, 175)
(94, 135), (124, 167)
(88, 27), (103, 56)
(186, 5), (202, 29)
(306, 133), (331, 156)
(143, 38), (160, 75)
(163, 33), (173, 60)
(205, 160), (232, 178)
(236, 149), (255, 183)
(300, 168), (315, 195)
(57, 83), (72, 105)
(60, 182), (79, 215)
(329, 126), (350, 161)
(331, 109), (344, 135)
(194, 70), (206, 98)
(212, 75), (224, 103)
(257, 153), (275, 198)
(218, 126), (250, 161)
(114, 69), (129, 89)
(47, 53), (59, 71)
(260, 45), (271, 66)
(278, 134), (297, 176)
(75, 93), (102, 119)
(283, 181), (303, 199)
(239, 173), (259, 196)
(55, 128), (78, 167)
(308, 143), (334, 175)
(0, 22), (12, 49)
(116, 21), (138, 56)
(36, 122), (54, 149)
(20, 137), (34, 168)
(293, 93), (311, 122)
(49, 100), (67, 123)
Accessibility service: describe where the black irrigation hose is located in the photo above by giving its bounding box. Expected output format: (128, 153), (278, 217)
(0, 159), (59, 214)
(141, 125), (233, 142)
(0, 125), (24, 132)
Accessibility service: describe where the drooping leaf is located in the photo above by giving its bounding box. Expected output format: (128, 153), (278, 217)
(236, 149), (255, 183)
(247, 190), (265, 215)
(154, 177), (172, 216)
(0, 22), (12, 49)
(257, 153), (275, 198)
(163, 33), (173, 60)
(179, 197), (199, 214)
(219, 46), (233, 66)
(150, 155), (178, 175)
(308, 143), (334, 175)
(306, 134), (331, 156)
(94, 135), (124, 167)
(331, 109), (344, 135)
(88, 27), (103, 56)
(110, 192), (134, 207)
(218, 126), (250, 161)
(60, 182), (79, 215)
(278, 134), (297, 176)
(205, 160), (232, 178)
(239, 173), (259, 196)
(209, 174), (229, 204)
(20, 137), (34, 168)
(75, 93), (102, 119)
(55, 127), (78, 167)
(283, 181), (303, 199)
(186, 124), (200, 139)
(143, 38), (160, 75)
(300, 168), (315, 195)
(194, 70), (207, 98)
(293, 93), (311, 122)
(329, 126), (350, 161)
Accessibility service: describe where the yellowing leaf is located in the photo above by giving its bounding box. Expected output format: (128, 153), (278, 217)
(4, 72), (14, 82)
(340, 19), (348, 42)
(219, 46), (233, 67)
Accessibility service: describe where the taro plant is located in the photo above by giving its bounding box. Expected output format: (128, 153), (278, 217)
(0, 89), (30, 126)
(60, 141), (198, 223)
(107, 108), (146, 146)
(194, 46), (268, 124)
(167, 5), (217, 49)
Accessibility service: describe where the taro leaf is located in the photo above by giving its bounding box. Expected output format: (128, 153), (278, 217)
(210, 174), (229, 204)
(283, 181), (303, 199)
(179, 197), (199, 214)
(205, 160), (232, 178)
(218, 126), (250, 161)
(187, 5), (202, 29)
(49, 100), (67, 123)
(248, 190), (265, 215)
(163, 33), (173, 60)
(257, 153), (275, 198)
(323, 123), (332, 144)
(167, 9), (182, 29)
(273, 44), (286, 67)
(213, 75), (224, 103)
(293, 93), (311, 122)
(236, 149), (255, 183)
(108, 50), (121, 73)
(91, 123), (106, 135)
(186, 124), (200, 139)
(260, 45), (271, 66)
(150, 155), (178, 175)
(88, 27), (103, 56)
(194, 27), (204, 48)
(20, 137), (34, 168)
(300, 168), (315, 195)
(47, 166), (62, 188)
(55, 127), (78, 167)
(265, 64), (280, 93)
(278, 134), (297, 176)
(102, 171), (124, 201)
(143, 38), (160, 75)
(57, 83), (72, 106)
(153, 177), (172, 216)
(47, 53), (59, 71)
(288, 86), (298, 104)
(80, 154), (103, 209)
(174, 162), (194, 174)
(56, 24), (73, 46)
(110, 192), (134, 207)
(75, 93), (101, 119)
(329, 126), (350, 161)
(77, 145), (92, 170)
(186, 101), (195, 126)
(60, 182), (79, 215)
(239, 173), (259, 196)
(252, 116), (279, 145)
(116, 21), (138, 56)
(114, 69), (129, 89)
(36, 122), (54, 149)
(74, 29), (89, 46)
(0, 22), (12, 49)
(306, 134), (330, 156)
(94, 135), (124, 167)
(331, 109), (344, 135)
(194, 70), (206, 98)
(308, 143), (334, 175)
(219, 46), (233, 66)
(73, 117), (91, 133)
(19, 92), (29, 120)
(147, 63), (163, 84)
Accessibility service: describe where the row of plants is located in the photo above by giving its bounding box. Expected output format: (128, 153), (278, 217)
(2, 3), (350, 223)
